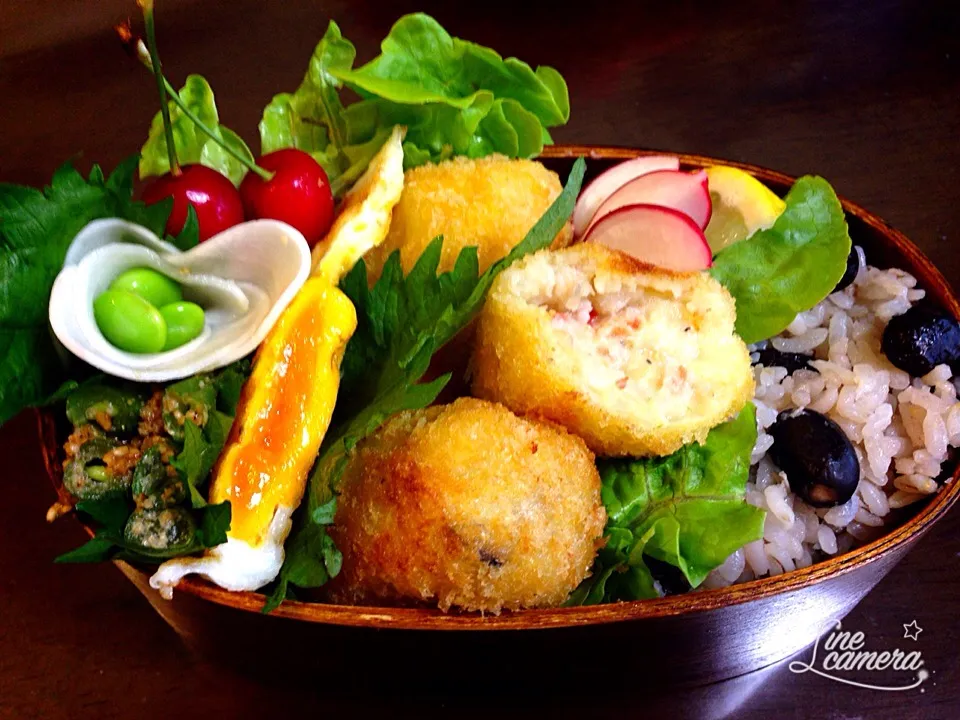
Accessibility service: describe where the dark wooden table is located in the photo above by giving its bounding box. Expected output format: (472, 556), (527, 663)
(2, 1), (959, 718)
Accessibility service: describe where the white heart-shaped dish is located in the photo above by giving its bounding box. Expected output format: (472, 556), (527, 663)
(49, 218), (311, 382)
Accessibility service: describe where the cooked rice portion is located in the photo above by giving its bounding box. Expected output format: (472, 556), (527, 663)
(472, 244), (754, 457)
(704, 257), (959, 588)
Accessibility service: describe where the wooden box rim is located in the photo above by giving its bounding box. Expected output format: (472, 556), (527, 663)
(38, 144), (960, 631)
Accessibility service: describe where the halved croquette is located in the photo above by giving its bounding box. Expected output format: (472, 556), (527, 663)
(471, 243), (755, 457)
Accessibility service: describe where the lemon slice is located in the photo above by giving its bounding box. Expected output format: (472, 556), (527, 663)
(704, 166), (786, 253)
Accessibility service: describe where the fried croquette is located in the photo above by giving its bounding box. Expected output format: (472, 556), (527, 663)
(471, 243), (755, 457)
(361, 155), (573, 281)
(327, 398), (606, 612)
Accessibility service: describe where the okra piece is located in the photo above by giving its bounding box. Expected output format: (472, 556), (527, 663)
(62, 437), (133, 500)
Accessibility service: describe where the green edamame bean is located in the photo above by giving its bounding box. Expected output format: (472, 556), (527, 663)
(159, 301), (205, 351)
(110, 267), (183, 308)
(85, 465), (110, 482)
(93, 289), (167, 354)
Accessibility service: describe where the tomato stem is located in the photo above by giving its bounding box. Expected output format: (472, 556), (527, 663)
(139, 0), (180, 176)
(123, 3), (273, 183)
(157, 76), (273, 182)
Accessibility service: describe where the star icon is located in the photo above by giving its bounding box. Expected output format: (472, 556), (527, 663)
(903, 620), (923, 641)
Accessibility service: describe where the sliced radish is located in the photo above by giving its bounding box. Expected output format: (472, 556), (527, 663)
(583, 203), (712, 272)
(585, 170), (711, 236)
(572, 155), (680, 238)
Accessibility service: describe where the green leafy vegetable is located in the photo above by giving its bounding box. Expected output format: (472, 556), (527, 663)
(710, 176), (851, 344)
(170, 204), (200, 251)
(171, 414), (233, 509)
(196, 500), (233, 547)
(262, 157), (586, 612)
(55, 497), (231, 565)
(205, 410), (234, 450)
(213, 357), (252, 416)
(139, 75), (254, 186)
(41, 380), (81, 406)
(258, 14), (569, 194)
(335, 14), (568, 159)
(54, 535), (118, 564)
(570, 405), (765, 605)
(259, 20), (355, 185)
(0, 156), (169, 426)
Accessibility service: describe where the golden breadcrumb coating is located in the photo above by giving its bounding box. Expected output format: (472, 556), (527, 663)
(327, 398), (606, 612)
(471, 243), (755, 457)
(361, 155), (573, 281)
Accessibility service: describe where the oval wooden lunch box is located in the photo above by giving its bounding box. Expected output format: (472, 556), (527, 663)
(38, 145), (960, 689)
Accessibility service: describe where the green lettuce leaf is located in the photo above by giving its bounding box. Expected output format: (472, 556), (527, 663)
(262, 157), (586, 612)
(571, 405), (765, 605)
(258, 14), (569, 193)
(710, 176), (851, 344)
(140, 75), (254, 186)
(334, 14), (567, 124)
(258, 20), (355, 181)
(334, 14), (567, 165)
(0, 156), (170, 426)
(260, 20), (353, 153)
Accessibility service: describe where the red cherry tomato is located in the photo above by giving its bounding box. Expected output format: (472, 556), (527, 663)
(239, 149), (335, 247)
(142, 164), (245, 242)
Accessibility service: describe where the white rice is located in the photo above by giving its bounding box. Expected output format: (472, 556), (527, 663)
(702, 254), (958, 589)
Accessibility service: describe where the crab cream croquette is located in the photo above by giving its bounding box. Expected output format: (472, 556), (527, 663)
(471, 243), (755, 457)
(326, 398), (606, 612)
(360, 155), (573, 281)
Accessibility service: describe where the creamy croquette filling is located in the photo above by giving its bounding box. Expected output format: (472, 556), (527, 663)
(498, 253), (733, 423)
(548, 288), (706, 419)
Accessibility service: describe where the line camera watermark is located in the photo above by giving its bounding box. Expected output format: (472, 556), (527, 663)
(789, 619), (930, 691)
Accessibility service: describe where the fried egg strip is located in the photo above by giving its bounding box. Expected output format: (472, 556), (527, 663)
(150, 126), (405, 598)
